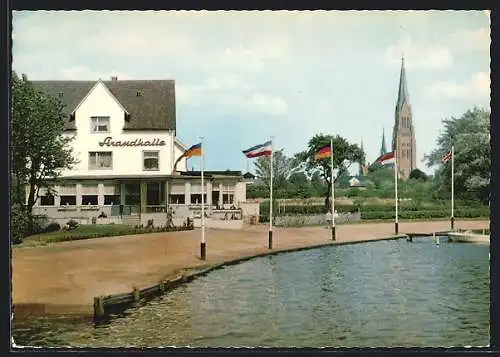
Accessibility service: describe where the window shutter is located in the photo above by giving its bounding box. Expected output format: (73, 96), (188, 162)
(59, 185), (77, 195)
(103, 184), (119, 195)
(170, 184), (185, 194)
(81, 184), (98, 195)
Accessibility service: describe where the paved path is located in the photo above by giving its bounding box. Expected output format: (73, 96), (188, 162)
(12, 220), (488, 317)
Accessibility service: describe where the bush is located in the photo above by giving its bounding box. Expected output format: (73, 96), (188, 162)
(32, 214), (50, 234)
(43, 222), (61, 233)
(66, 219), (79, 230)
(11, 204), (28, 244)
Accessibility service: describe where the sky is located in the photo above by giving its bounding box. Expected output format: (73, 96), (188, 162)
(12, 10), (490, 175)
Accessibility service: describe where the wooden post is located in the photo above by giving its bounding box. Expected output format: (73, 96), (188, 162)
(93, 296), (105, 317)
(133, 286), (140, 304)
(140, 182), (147, 214)
(159, 280), (165, 294)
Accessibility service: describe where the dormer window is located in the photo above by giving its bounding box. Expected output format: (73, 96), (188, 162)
(90, 116), (110, 133)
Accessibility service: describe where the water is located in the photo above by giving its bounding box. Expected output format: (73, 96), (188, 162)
(13, 237), (490, 348)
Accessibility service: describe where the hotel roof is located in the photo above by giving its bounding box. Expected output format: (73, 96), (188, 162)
(32, 79), (176, 131)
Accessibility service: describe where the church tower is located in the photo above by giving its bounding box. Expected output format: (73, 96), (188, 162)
(392, 56), (417, 179)
(380, 127), (387, 157)
(358, 140), (366, 177)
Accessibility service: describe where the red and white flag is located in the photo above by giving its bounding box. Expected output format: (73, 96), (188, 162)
(441, 150), (452, 163)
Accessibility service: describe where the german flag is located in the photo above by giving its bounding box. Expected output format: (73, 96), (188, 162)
(184, 143), (202, 158)
(314, 144), (332, 160)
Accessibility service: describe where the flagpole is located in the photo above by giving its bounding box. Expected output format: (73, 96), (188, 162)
(451, 145), (455, 230)
(330, 138), (336, 240)
(394, 150), (399, 235)
(200, 137), (206, 260)
(269, 136), (274, 249)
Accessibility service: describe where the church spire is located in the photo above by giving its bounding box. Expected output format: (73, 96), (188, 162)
(380, 127), (387, 156)
(396, 55), (410, 115)
(358, 140), (365, 177)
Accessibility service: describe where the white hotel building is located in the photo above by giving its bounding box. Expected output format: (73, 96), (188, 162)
(31, 78), (257, 228)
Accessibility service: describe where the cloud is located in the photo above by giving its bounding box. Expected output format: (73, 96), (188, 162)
(217, 92), (287, 116)
(450, 27), (490, 52)
(426, 71), (490, 101)
(194, 36), (290, 75)
(385, 37), (454, 70)
(177, 73), (286, 116)
(57, 66), (134, 81)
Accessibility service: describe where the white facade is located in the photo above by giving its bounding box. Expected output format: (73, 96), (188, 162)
(30, 78), (250, 228)
(60, 81), (186, 177)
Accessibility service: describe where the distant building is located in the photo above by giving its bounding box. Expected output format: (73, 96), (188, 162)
(392, 56), (417, 179)
(243, 172), (256, 184)
(380, 127), (388, 157)
(349, 176), (366, 188)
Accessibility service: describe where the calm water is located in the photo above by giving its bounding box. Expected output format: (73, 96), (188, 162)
(13, 237), (490, 348)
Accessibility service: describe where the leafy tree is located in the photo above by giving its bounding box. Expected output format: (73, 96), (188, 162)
(12, 72), (77, 235)
(409, 168), (428, 182)
(310, 171), (327, 197)
(287, 172), (315, 199)
(254, 149), (295, 216)
(365, 165), (394, 189)
(337, 169), (352, 188)
(424, 107), (490, 204)
(295, 134), (364, 211)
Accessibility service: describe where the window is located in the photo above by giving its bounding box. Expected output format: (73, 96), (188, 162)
(89, 152), (112, 169)
(223, 194), (234, 204)
(91, 116), (110, 133)
(82, 195), (98, 205)
(143, 151), (159, 171)
(40, 194), (55, 206)
(170, 194), (185, 204)
(190, 194), (207, 204)
(104, 195), (121, 205)
(60, 195), (76, 206)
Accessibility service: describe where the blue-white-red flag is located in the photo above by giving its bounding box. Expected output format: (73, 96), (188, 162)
(242, 141), (272, 158)
(377, 151), (396, 166)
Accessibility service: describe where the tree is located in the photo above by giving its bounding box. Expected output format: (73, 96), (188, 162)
(424, 107), (490, 203)
(254, 149), (295, 215)
(287, 172), (315, 199)
(295, 134), (364, 211)
(12, 72), (77, 235)
(409, 168), (428, 182)
(366, 167), (394, 189)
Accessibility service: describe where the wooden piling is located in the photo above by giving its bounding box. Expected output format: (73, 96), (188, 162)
(132, 286), (140, 304)
(93, 296), (105, 317)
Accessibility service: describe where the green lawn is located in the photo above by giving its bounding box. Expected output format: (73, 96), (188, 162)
(21, 224), (190, 246)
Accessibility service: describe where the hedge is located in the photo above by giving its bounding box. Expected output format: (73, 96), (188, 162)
(20, 224), (193, 245)
(259, 207), (489, 223)
(261, 202), (487, 215)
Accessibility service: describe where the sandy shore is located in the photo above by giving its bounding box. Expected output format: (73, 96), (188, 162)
(12, 220), (488, 317)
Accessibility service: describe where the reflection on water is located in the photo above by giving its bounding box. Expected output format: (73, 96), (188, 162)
(13, 238), (489, 347)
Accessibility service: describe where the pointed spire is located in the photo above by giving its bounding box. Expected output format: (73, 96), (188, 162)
(380, 127), (387, 156)
(358, 139), (365, 177)
(396, 55), (410, 114)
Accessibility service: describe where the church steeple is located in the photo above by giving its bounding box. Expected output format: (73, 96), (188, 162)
(380, 127), (387, 156)
(391, 54), (417, 179)
(395, 55), (410, 116)
(358, 140), (365, 177)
